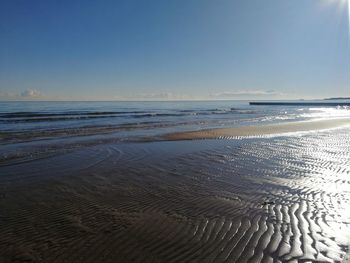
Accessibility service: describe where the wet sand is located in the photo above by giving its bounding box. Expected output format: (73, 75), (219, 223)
(164, 118), (350, 140)
(0, 128), (350, 262)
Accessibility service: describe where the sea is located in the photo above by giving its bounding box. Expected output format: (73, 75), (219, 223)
(1, 100), (350, 164)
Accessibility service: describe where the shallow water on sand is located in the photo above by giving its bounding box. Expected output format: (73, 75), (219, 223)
(1, 100), (350, 167)
(0, 126), (350, 262)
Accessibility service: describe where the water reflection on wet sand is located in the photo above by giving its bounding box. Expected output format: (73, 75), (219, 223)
(0, 128), (349, 262)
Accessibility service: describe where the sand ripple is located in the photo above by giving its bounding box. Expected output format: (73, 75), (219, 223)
(0, 129), (349, 262)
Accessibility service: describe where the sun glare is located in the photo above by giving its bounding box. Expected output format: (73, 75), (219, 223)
(348, 0), (350, 35)
(342, 0), (350, 36)
(336, 0), (350, 39)
(326, 0), (350, 36)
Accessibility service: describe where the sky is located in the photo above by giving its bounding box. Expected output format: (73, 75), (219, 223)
(0, 0), (350, 101)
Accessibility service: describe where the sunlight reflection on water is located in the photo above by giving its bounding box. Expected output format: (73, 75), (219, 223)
(299, 106), (350, 119)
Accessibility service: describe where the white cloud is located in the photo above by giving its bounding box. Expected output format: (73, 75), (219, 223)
(20, 89), (44, 98)
(0, 89), (46, 100)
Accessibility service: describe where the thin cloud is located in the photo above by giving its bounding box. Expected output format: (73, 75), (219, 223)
(0, 91), (13, 98)
(114, 92), (196, 100)
(211, 89), (282, 98)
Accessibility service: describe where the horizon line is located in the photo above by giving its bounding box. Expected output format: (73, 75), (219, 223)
(0, 98), (326, 103)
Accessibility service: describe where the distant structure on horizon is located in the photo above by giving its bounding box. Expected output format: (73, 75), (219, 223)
(324, 97), (350, 100)
(249, 101), (350, 106)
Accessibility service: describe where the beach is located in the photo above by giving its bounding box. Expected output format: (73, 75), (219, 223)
(0, 101), (350, 262)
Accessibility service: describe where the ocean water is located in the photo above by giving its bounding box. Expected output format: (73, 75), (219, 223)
(1, 100), (350, 165)
(1, 100), (350, 137)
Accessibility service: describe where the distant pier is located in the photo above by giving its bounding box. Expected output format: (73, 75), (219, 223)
(249, 101), (350, 106)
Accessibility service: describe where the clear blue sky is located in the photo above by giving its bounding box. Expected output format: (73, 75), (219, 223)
(0, 0), (349, 100)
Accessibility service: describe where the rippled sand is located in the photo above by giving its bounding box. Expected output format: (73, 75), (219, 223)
(0, 128), (350, 262)
(164, 118), (350, 140)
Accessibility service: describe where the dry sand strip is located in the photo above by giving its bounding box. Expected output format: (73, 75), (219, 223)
(164, 118), (350, 141)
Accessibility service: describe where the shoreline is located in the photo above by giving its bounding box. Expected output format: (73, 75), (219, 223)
(164, 118), (350, 141)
